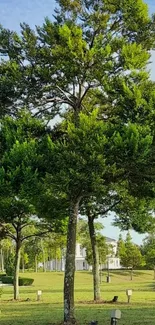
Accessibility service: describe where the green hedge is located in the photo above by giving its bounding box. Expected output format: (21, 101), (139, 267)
(19, 277), (34, 286)
(0, 275), (13, 284)
(0, 275), (34, 286)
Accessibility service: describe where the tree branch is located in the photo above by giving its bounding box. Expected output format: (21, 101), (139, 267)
(100, 199), (122, 216)
(21, 230), (50, 242)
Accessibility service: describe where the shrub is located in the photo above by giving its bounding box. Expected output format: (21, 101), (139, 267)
(0, 275), (34, 286)
(18, 277), (34, 286)
(1, 275), (13, 284)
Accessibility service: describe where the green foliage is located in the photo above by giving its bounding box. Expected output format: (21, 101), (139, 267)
(77, 218), (108, 265)
(24, 237), (44, 268)
(0, 0), (155, 319)
(118, 233), (144, 269)
(5, 253), (14, 276)
(141, 234), (155, 269)
(0, 275), (34, 286)
(0, 113), (68, 300)
(85, 234), (108, 266)
(18, 277), (34, 286)
(0, 275), (13, 284)
(0, 0), (155, 120)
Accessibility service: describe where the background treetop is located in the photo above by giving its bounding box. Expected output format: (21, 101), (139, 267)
(0, 0), (155, 120)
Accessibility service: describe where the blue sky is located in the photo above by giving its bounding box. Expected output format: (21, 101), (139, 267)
(1, 0), (155, 244)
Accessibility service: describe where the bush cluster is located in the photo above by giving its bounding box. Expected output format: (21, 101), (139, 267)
(0, 275), (34, 286)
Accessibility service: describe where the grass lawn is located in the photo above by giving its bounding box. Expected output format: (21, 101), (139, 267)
(0, 270), (155, 324)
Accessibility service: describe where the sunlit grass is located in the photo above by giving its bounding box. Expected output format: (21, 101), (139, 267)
(0, 270), (155, 324)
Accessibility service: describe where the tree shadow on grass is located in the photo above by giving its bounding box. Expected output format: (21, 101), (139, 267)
(15, 288), (93, 294)
(110, 270), (153, 277)
(0, 303), (63, 325)
(1, 303), (155, 325)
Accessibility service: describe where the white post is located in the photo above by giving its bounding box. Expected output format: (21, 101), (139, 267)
(37, 290), (42, 301)
(126, 289), (132, 303)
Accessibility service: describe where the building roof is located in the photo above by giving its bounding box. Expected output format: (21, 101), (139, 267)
(105, 237), (117, 243)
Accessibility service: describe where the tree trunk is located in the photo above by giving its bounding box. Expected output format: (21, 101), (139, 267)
(0, 248), (4, 272)
(41, 239), (46, 272)
(55, 248), (57, 271)
(107, 258), (110, 277)
(64, 198), (81, 323)
(130, 267), (133, 281)
(14, 241), (21, 300)
(43, 255), (46, 272)
(35, 255), (38, 272)
(88, 212), (100, 301)
(22, 258), (25, 273)
(61, 248), (63, 271)
(153, 266), (155, 280)
(99, 265), (102, 284)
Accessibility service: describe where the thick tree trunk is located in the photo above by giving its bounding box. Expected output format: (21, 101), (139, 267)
(64, 198), (80, 323)
(88, 213), (100, 301)
(14, 241), (21, 300)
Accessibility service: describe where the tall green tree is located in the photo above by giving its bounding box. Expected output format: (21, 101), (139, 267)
(41, 109), (155, 321)
(0, 1), (155, 322)
(42, 111), (112, 320)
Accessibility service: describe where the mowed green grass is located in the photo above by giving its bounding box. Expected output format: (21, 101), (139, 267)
(1, 270), (155, 325)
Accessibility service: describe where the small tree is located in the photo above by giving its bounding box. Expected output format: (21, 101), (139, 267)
(77, 218), (108, 296)
(118, 233), (144, 280)
(117, 234), (126, 260)
(0, 238), (12, 272)
(141, 234), (155, 279)
(0, 113), (66, 299)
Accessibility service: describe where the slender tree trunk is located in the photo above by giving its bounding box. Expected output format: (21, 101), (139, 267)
(99, 264), (102, 284)
(43, 255), (46, 272)
(55, 248), (57, 271)
(61, 248), (63, 271)
(88, 212), (100, 301)
(0, 248), (4, 272)
(35, 255), (38, 272)
(14, 241), (21, 300)
(41, 239), (46, 272)
(107, 258), (110, 277)
(130, 267), (133, 280)
(154, 266), (155, 280)
(22, 258), (25, 273)
(64, 198), (81, 323)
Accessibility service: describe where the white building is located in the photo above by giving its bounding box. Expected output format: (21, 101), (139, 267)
(45, 237), (121, 271)
(101, 237), (121, 270)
